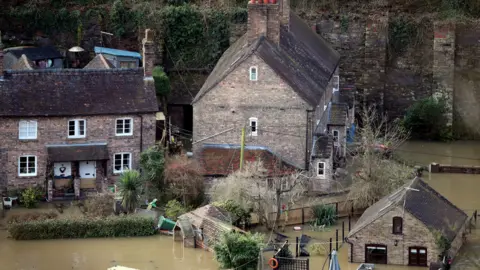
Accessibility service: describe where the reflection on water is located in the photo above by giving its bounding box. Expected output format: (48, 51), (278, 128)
(0, 141), (479, 269)
(0, 230), (216, 270)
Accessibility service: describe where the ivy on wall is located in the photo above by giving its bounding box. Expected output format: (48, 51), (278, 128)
(387, 16), (418, 60)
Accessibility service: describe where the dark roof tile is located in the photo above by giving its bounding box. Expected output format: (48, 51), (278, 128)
(8, 46), (63, 60)
(348, 178), (468, 241)
(328, 103), (348, 126)
(0, 68), (158, 116)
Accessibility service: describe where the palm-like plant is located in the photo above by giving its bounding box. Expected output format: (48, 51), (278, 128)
(117, 170), (143, 213)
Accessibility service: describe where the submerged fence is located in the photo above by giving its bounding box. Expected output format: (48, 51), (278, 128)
(273, 256), (309, 270)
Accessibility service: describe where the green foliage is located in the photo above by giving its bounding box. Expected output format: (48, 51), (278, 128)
(388, 16), (417, 57)
(212, 200), (252, 227)
(432, 229), (451, 256)
(8, 216), (156, 240)
(311, 204), (337, 227)
(84, 193), (115, 218)
(401, 97), (451, 141)
(213, 231), (264, 270)
(140, 146), (166, 198)
(110, 0), (137, 36)
(164, 200), (188, 220)
(76, 22), (83, 46)
(117, 170), (143, 213)
(21, 187), (40, 208)
(152, 66), (171, 97)
(162, 5), (230, 69)
(340, 15), (349, 33)
(230, 7), (248, 23)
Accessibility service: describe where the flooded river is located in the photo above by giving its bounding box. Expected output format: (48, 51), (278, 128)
(0, 140), (479, 270)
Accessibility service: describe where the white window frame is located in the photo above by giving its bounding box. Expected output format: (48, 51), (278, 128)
(68, 119), (86, 138)
(249, 66), (258, 81)
(332, 130), (339, 142)
(18, 120), (38, 140)
(332, 75), (339, 92)
(115, 118), (133, 136)
(317, 161), (326, 178)
(249, 117), (258, 136)
(113, 152), (132, 174)
(18, 155), (37, 177)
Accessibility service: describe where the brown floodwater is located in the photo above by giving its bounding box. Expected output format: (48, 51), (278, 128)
(0, 140), (479, 270)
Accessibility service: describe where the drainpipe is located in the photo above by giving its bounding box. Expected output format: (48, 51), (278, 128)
(305, 110), (314, 171)
(140, 115), (144, 152)
(344, 237), (354, 263)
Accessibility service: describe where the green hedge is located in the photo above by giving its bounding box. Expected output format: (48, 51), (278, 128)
(8, 216), (156, 240)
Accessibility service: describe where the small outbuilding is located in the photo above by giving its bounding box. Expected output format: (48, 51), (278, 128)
(173, 204), (245, 252)
(346, 177), (469, 267)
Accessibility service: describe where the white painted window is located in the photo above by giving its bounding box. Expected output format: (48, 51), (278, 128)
(249, 117), (258, 136)
(249, 66), (258, 81)
(332, 130), (339, 142)
(317, 161), (325, 177)
(113, 152), (132, 173)
(68, 119), (86, 138)
(19, 120), (38, 140)
(18, 155), (37, 176)
(116, 118), (133, 136)
(332, 75), (339, 92)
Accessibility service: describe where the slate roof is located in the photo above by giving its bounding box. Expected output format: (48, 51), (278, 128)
(94, 46), (142, 59)
(177, 204), (245, 251)
(192, 12), (340, 106)
(197, 144), (299, 176)
(0, 68), (158, 116)
(83, 54), (115, 69)
(312, 134), (333, 159)
(328, 103), (348, 126)
(348, 177), (468, 241)
(8, 46), (63, 60)
(46, 143), (109, 162)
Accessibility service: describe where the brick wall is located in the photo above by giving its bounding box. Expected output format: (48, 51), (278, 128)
(0, 113), (156, 190)
(193, 54), (311, 168)
(348, 206), (439, 266)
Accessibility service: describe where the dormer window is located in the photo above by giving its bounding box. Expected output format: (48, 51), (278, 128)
(393, 216), (403, 234)
(249, 66), (258, 81)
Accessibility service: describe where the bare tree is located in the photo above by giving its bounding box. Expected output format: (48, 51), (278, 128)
(347, 106), (412, 209)
(210, 160), (306, 230)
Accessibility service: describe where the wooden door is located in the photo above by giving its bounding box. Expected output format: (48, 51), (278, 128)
(409, 247), (428, 266)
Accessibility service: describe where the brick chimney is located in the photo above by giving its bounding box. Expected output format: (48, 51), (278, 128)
(247, 0), (290, 45)
(142, 29), (155, 78)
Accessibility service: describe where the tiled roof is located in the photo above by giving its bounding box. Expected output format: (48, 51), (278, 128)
(8, 46), (62, 60)
(328, 103), (348, 126)
(312, 134), (333, 159)
(348, 178), (468, 241)
(83, 54), (115, 69)
(192, 12), (340, 106)
(197, 144), (299, 176)
(0, 68), (158, 116)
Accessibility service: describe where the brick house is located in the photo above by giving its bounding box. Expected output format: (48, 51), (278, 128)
(192, 0), (349, 188)
(346, 177), (468, 267)
(0, 30), (158, 200)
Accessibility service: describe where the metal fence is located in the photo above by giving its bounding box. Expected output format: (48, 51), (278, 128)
(273, 256), (309, 270)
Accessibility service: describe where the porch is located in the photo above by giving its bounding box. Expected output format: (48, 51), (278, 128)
(46, 143), (110, 201)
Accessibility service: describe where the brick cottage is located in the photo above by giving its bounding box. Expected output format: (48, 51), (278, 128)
(0, 30), (158, 200)
(192, 0), (353, 189)
(346, 177), (468, 267)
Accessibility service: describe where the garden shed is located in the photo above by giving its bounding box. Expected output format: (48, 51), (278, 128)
(173, 204), (245, 252)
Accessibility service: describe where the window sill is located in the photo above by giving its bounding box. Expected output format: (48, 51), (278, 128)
(18, 174), (38, 178)
(115, 134), (134, 137)
(67, 136), (86, 140)
(18, 139), (38, 142)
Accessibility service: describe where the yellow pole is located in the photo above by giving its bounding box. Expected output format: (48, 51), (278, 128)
(240, 127), (245, 170)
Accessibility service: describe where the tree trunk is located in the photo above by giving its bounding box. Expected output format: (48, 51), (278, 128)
(274, 189), (282, 230)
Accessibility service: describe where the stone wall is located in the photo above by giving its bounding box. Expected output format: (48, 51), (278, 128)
(192, 54), (311, 168)
(348, 206), (439, 266)
(0, 113), (156, 190)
